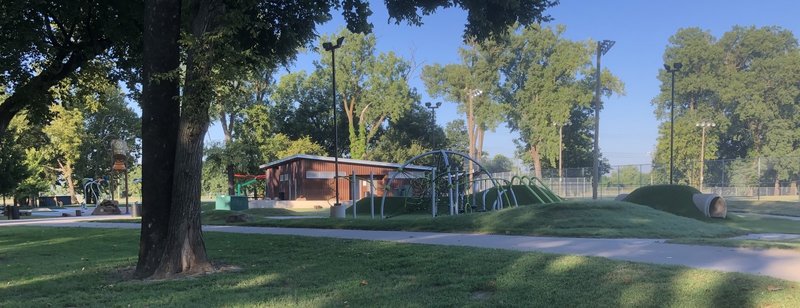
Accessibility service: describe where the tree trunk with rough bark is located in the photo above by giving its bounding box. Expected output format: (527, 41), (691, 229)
(59, 160), (79, 204)
(148, 0), (217, 279)
(530, 145), (543, 179)
(135, 0), (182, 279)
(227, 164), (235, 196)
(774, 178), (781, 196)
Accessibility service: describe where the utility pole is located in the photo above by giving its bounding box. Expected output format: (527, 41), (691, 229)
(696, 121), (716, 191)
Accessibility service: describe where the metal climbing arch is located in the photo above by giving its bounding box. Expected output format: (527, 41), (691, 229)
(379, 150), (517, 218)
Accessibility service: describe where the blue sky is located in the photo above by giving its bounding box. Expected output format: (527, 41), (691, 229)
(205, 0), (799, 167)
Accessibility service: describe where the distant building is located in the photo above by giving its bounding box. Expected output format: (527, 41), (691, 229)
(259, 154), (432, 202)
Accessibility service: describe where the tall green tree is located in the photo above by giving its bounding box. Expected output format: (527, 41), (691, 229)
(41, 105), (85, 203)
(501, 24), (623, 178)
(444, 119), (469, 154)
(316, 30), (416, 159)
(270, 71), (349, 156)
(0, 0), (141, 136)
(422, 40), (505, 170)
(75, 87), (141, 181)
(137, 0), (558, 279)
(367, 103), (445, 163)
(653, 26), (800, 190)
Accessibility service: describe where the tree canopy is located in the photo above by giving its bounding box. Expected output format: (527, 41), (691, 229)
(652, 26), (800, 190)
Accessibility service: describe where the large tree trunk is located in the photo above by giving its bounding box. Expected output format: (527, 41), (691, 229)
(227, 164), (235, 196)
(150, 0), (217, 279)
(530, 145), (543, 179)
(476, 127), (485, 164)
(59, 160), (79, 204)
(135, 0), (182, 279)
(221, 112), (235, 195)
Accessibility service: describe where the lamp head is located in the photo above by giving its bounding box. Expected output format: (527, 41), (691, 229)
(425, 102), (431, 107)
(674, 62), (682, 70)
(322, 42), (333, 51)
(435, 102), (442, 107)
(599, 40), (615, 55)
(336, 36), (344, 47)
(664, 64), (670, 71)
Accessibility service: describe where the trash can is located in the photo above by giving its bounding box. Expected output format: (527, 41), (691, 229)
(8, 206), (20, 220)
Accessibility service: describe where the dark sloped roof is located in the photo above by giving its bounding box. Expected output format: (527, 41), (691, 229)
(259, 154), (433, 171)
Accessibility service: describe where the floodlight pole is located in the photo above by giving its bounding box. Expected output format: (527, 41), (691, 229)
(425, 101), (442, 148)
(324, 37), (344, 207)
(665, 62), (682, 185)
(592, 40), (614, 200)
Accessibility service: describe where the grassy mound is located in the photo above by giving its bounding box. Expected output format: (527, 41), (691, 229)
(244, 201), (742, 239)
(467, 184), (560, 209)
(623, 185), (706, 220)
(347, 196), (410, 216)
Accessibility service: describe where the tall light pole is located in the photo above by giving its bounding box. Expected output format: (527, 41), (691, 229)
(592, 40), (615, 200)
(696, 121), (716, 190)
(554, 121), (570, 196)
(664, 62), (682, 185)
(425, 101), (442, 148)
(323, 37), (344, 211)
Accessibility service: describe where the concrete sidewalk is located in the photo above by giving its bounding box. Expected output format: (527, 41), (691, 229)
(3, 217), (800, 282)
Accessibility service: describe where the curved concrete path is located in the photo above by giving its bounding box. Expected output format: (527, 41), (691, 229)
(2, 217), (800, 282)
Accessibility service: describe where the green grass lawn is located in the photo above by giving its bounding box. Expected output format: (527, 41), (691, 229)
(727, 199), (800, 217)
(0, 227), (797, 307)
(668, 238), (800, 252)
(221, 201), (744, 239)
(714, 213), (800, 234)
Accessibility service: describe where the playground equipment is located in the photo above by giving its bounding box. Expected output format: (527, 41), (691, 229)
(234, 174), (267, 196)
(380, 150), (517, 218)
(82, 177), (107, 206)
(507, 175), (562, 205)
(622, 185), (727, 219)
(215, 174), (266, 211)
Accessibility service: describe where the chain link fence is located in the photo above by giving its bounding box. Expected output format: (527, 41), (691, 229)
(492, 157), (800, 200)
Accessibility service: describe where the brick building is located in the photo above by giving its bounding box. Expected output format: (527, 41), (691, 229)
(260, 154), (432, 202)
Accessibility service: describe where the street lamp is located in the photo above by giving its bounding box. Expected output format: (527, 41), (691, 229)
(592, 39), (615, 200)
(323, 36), (344, 216)
(664, 62), (682, 185)
(425, 102), (442, 149)
(696, 121), (716, 191)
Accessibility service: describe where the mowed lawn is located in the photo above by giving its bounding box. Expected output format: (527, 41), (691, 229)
(726, 198), (800, 217)
(0, 227), (798, 307)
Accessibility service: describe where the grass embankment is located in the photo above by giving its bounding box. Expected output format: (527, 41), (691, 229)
(0, 227), (797, 307)
(231, 201), (743, 239)
(622, 185), (706, 220)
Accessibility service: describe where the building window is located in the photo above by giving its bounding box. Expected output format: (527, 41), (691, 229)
(306, 171), (346, 179)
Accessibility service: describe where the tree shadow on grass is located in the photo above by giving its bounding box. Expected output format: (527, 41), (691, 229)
(0, 228), (797, 307)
